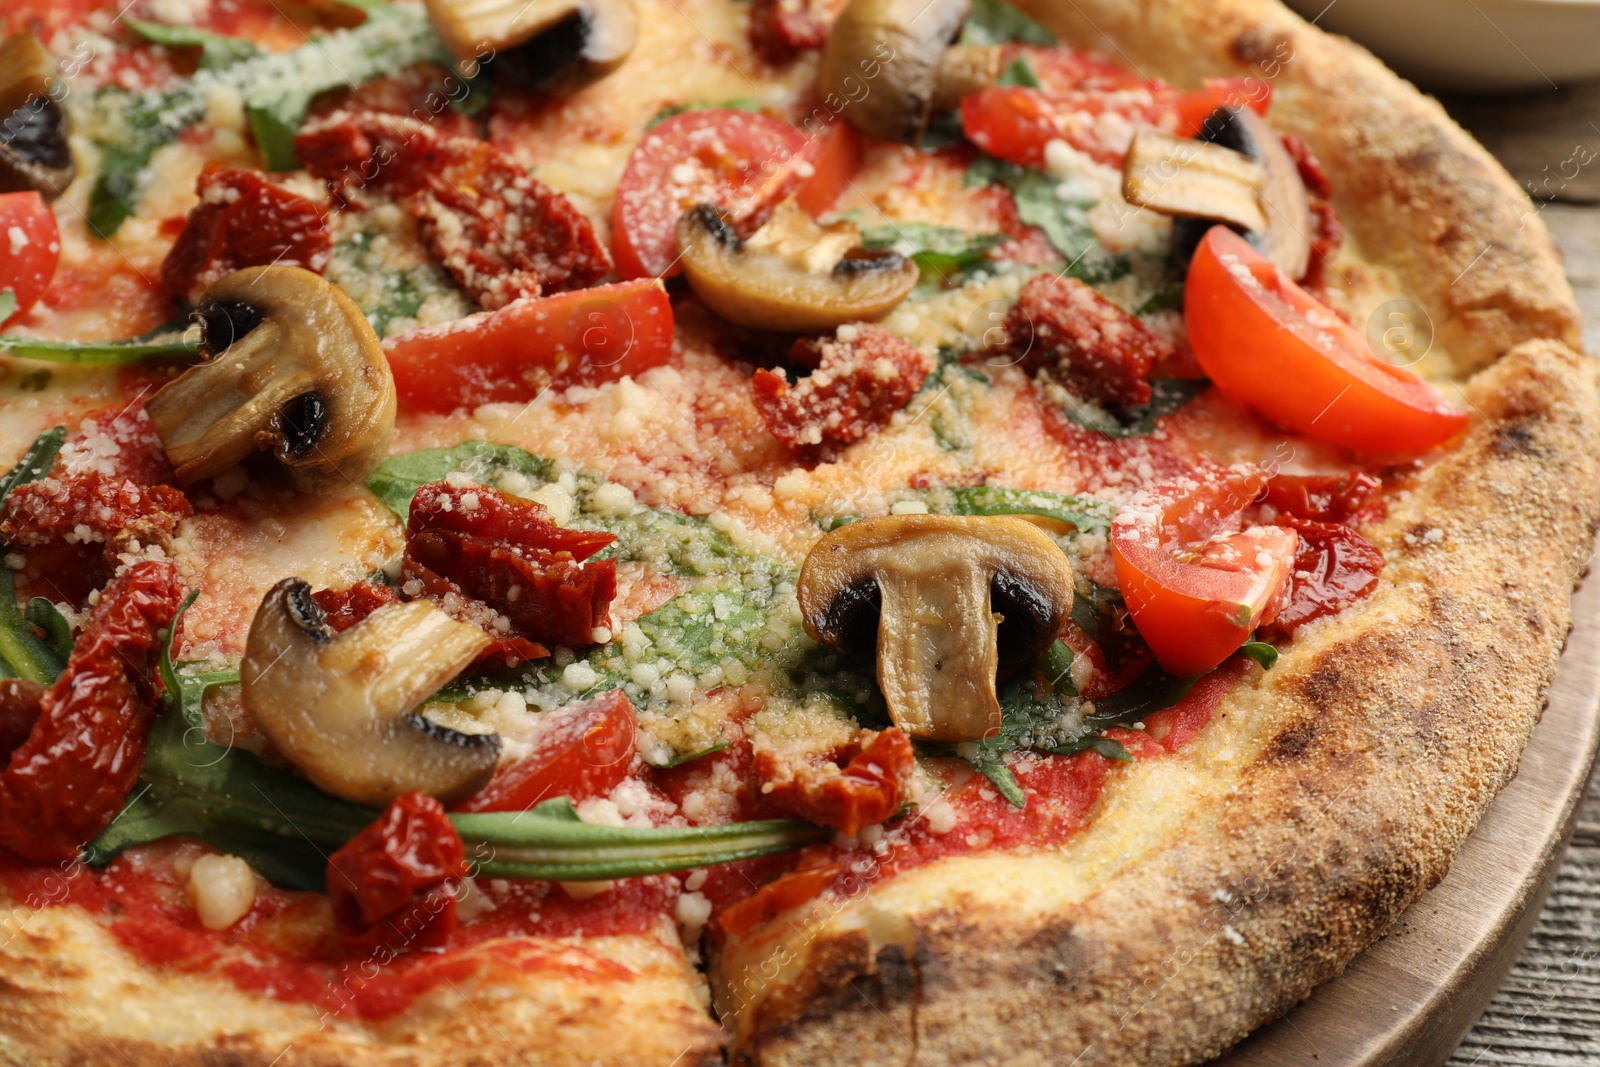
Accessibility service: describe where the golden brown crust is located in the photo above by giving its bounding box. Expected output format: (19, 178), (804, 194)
(715, 2), (1599, 1062)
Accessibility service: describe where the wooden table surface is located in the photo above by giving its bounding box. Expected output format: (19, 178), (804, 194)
(1439, 79), (1600, 1065)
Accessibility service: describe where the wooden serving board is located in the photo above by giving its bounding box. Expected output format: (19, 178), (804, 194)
(1209, 553), (1600, 1066)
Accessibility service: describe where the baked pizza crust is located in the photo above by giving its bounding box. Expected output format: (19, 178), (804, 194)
(713, 2), (1599, 1062)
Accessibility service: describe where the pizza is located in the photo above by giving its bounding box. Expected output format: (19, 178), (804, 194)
(0, 0), (1590, 1062)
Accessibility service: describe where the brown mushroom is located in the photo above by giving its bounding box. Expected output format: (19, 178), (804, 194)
(240, 578), (500, 806)
(1124, 106), (1312, 279)
(677, 199), (918, 332)
(797, 515), (1075, 742)
(0, 33), (75, 200)
(146, 265), (397, 495)
(818, 0), (1001, 143)
(424, 0), (636, 95)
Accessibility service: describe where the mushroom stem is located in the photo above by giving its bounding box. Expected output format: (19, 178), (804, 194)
(930, 44), (1003, 111)
(876, 564), (1002, 742)
(1121, 129), (1267, 234)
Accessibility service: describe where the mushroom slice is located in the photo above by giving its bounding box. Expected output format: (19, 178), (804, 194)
(819, 0), (1000, 143)
(677, 199), (918, 332)
(1153, 106), (1313, 279)
(241, 578), (500, 806)
(0, 33), (75, 200)
(798, 515), (1075, 743)
(425, 0), (636, 95)
(145, 265), (397, 495)
(1122, 129), (1267, 235)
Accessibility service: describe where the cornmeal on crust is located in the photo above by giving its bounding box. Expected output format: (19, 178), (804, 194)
(712, 2), (1598, 1062)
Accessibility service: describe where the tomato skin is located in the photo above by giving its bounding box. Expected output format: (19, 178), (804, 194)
(1110, 474), (1296, 677)
(1186, 227), (1468, 453)
(327, 791), (468, 956)
(0, 192), (59, 326)
(383, 279), (674, 411)
(455, 690), (636, 813)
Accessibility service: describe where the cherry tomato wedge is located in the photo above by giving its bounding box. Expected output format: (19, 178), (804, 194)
(1111, 473), (1296, 677)
(382, 279), (674, 412)
(611, 110), (858, 279)
(454, 689), (636, 812)
(0, 192), (59, 327)
(1185, 226), (1468, 453)
(961, 78), (1269, 170)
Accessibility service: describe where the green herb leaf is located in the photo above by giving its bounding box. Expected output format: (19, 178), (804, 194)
(88, 6), (449, 236)
(0, 426), (64, 503)
(997, 57), (1040, 88)
(944, 485), (1115, 532)
(0, 569), (65, 684)
(0, 291), (16, 323)
(366, 442), (554, 516)
(963, 155), (1127, 276)
(860, 222), (1008, 287)
(1038, 639), (1075, 696)
(661, 741), (730, 768)
(1083, 735), (1133, 763)
(1238, 640), (1278, 670)
(919, 108), (966, 150)
(328, 0), (396, 17)
(1136, 281), (1185, 315)
(122, 17), (260, 70)
(1060, 377), (1210, 438)
(647, 97), (761, 129)
(246, 88), (314, 171)
(1087, 660), (1200, 725)
(24, 598), (72, 664)
(960, 0), (1056, 45)
(0, 334), (197, 365)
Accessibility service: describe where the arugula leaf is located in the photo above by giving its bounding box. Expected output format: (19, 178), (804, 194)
(0, 569), (65, 683)
(1038, 639), (1075, 696)
(960, 0), (1056, 45)
(1239, 640), (1278, 670)
(1059, 377), (1211, 438)
(943, 485), (1115, 532)
(1137, 281), (1185, 315)
(24, 599), (71, 664)
(997, 57), (1040, 88)
(122, 17), (259, 70)
(661, 741), (730, 768)
(1087, 660), (1200, 725)
(0, 426), (64, 503)
(859, 222), (1008, 287)
(647, 97), (761, 129)
(365, 442), (553, 516)
(246, 89), (315, 172)
(964, 156), (1129, 283)
(0, 291), (16, 323)
(88, 6), (449, 236)
(0, 334), (197, 364)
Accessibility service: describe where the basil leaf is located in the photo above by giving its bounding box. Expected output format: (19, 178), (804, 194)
(963, 156), (1130, 283)
(860, 222), (1008, 287)
(1083, 735), (1133, 763)
(647, 97), (760, 129)
(246, 88), (314, 171)
(1038, 639), (1075, 696)
(0, 334), (197, 364)
(997, 57), (1040, 88)
(1060, 377), (1210, 438)
(0, 291), (16, 323)
(1239, 640), (1278, 670)
(122, 17), (260, 70)
(0, 426), (64, 503)
(960, 0), (1056, 45)
(365, 442), (554, 516)
(88, 6), (449, 236)
(1087, 660), (1200, 725)
(943, 485), (1114, 532)
(1137, 281), (1185, 315)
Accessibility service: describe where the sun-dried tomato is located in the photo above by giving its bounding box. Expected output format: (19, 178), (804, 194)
(403, 482), (618, 652)
(0, 560), (185, 862)
(160, 164), (332, 305)
(712, 861), (838, 940)
(1261, 515), (1383, 639)
(752, 325), (932, 458)
(0, 679), (44, 760)
(311, 578), (547, 670)
(295, 110), (610, 310)
(315, 65), (480, 140)
(1, 473), (190, 555)
(748, 0), (849, 63)
(753, 728), (914, 837)
(1279, 133), (1344, 292)
(455, 689), (636, 812)
(1002, 274), (1166, 407)
(326, 790), (468, 957)
(1262, 471), (1382, 525)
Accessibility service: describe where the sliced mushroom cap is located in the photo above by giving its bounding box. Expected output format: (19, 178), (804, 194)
(798, 515), (1075, 743)
(425, 0), (636, 95)
(819, 0), (1000, 143)
(0, 33), (75, 200)
(1130, 105), (1312, 279)
(146, 265), (397, 495)
(678, 199), (918, 332)
(241, 578), (500, 806)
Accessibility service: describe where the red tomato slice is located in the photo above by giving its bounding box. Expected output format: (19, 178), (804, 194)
(454, 689), (636, 812)
(613, 110), (805, 279)
(961, 80), (1270, 170)
(1185, 226), (1468, 453)
(1111, 472), (1297, 677)
(383, 279), (674, 412)
(0, 192), (60, 327)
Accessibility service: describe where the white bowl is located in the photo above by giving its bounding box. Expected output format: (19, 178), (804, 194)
(1283, 0), (1600, 90)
